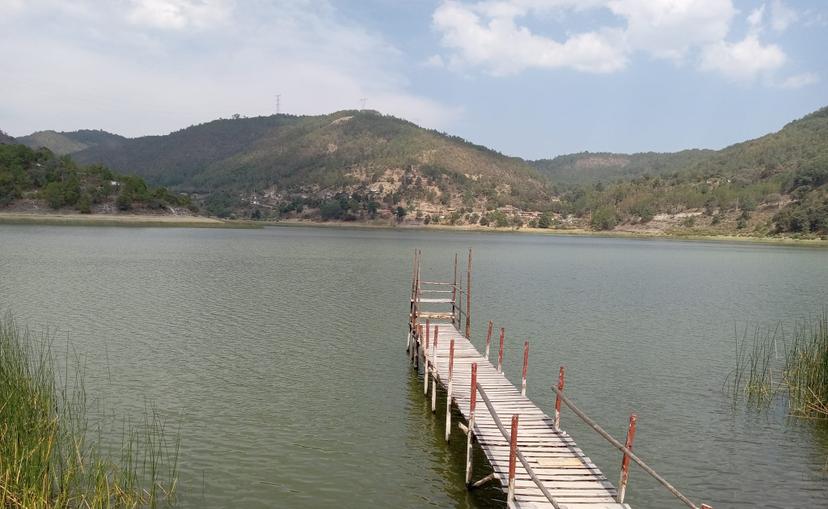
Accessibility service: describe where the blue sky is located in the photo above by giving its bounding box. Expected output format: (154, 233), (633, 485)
(1, 0), (826, 159)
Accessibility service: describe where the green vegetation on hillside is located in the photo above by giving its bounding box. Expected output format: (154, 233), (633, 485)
(0, 144), (193, 213)
(70, 111), (552, 214)
(547, 107), (828, 236)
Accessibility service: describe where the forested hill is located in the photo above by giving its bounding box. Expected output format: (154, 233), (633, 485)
(67, 111), (551, 216)
(17, 130), (127, 156)
(0, 144), (193, 214)
(533, 107), (828, 188)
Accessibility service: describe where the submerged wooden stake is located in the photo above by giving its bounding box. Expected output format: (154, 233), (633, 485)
(554, 366), (565, 429)
(465, 362), (477, 485)
(521, 340), (529, 396)
(445, 338), (455, 442)
(507, 414), (519, 506)
(617, 413), (638, 504)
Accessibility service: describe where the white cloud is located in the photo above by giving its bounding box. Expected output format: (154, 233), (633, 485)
(699, 35), (786, 81)
(423, 54), (446, 68)
(431, 0), (802, 83)
(127, 0), (233, 30)
(770, 0), (798, 32)
(776, 72), (819, 89)
(432, 0), (627, 75)
(747, 5), (765, 33)
(0, 0), (457, 136)
(606, 0), (736, 61)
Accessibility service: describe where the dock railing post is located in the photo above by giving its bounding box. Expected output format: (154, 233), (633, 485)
(485, 321), (493, 360)
(521, 341), (529, 396)
(431, 325), (439, 413)
(465, 248), (472, 338)
(497, 328), (505, 373)
(507, 414), (519, 506)
(424, 320), (430, 394)
(617, 413), (638, 504)
(465, 363), (477, 485)
(554, 366), (565, 429)
(445, 338), (455, 441)
(452, 253), (458, 326)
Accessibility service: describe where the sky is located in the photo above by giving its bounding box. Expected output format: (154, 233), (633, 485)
(1, 0), (826, 159)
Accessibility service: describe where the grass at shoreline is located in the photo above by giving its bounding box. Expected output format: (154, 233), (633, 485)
(0, 316), (179, 507)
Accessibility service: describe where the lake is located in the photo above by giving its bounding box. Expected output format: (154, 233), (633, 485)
(1, 225), (826, 508)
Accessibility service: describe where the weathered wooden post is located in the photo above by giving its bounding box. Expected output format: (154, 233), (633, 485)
(521, 341), (529, 396)
(507, 414), (519, 506)
(617, 413), (638, 504)
(452, 253), (458, 326)
(445, 338), (455, 442)
(497, 328), (505, 373)
(554, 366), (565, 429)
(465, 248), (472, 338)
(465, 362), (477, 485)
(485, 320), (493, 360)
(423, 321), (430, 394)
(431, 325), (439, 413)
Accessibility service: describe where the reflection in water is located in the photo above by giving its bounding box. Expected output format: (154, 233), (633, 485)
(0, 225), (826, 508)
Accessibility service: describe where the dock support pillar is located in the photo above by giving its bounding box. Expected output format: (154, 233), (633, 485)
(431, 326), (439, 413)
(424, 320), (431, 394)
(521, 341), (529, 396)
(445, 338), (455, 442)
(484, 321), (492, 360)
(507, 414), (519, 506)
(497, 328), (505, 373)
(554, 366), (565, 429)
(465, 363), (477, 485)
(617, 413), (638, 504)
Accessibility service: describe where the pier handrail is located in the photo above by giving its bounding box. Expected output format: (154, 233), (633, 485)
(476, 383), (563, 509)
(551, 385), (710, 509)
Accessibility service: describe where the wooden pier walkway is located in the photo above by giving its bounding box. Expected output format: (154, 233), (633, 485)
(406, 250), (713, 509)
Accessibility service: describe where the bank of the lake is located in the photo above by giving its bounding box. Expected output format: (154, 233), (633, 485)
(0, 211), (255, 228)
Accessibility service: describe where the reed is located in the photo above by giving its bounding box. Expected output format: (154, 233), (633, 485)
(0, 315), (179, 508)
(727, 313), (828, 418)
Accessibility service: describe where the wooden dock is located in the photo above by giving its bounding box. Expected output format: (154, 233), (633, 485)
(406, 250), (713, 509)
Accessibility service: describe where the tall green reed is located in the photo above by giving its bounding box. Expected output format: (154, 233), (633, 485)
(0, 315), (179, 508)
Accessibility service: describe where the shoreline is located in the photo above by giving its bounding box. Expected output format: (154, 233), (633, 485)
(0, 212), (257, 228)
(264, 218), (828, 246)
(2, 212), (826, 246)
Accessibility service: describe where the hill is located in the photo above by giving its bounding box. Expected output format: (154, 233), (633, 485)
(532, 150), (715, 187)
(0, 144), (193, 214)
(70, 111), (551, 220)
(17, 130), (127, 155)
(0, 130), (16, 145)
(548, 106), (828, 236)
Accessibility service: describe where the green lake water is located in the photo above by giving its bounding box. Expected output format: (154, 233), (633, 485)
(1, 225), (827, 508)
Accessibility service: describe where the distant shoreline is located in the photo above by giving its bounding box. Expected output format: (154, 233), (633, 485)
(2, 212), (826, 246)
(265, 218), (828, 246)
(0, 212), (254, 228)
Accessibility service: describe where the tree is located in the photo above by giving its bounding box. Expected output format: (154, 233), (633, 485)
(76, 193), (92, 214)
(395, 206), (407, 221)
(590, 206), (617, 230)
(116, 191), (133, 211)
(537, 212), (551, 229)
(43, 182), (64, 209)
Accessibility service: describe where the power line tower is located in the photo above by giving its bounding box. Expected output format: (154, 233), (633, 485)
(276, 94), (281, 115)
(360, 97), (367, 110)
